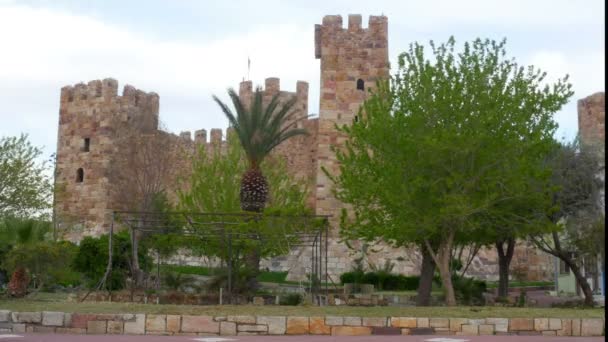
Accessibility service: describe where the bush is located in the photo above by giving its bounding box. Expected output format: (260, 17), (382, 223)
(340, 271), (420, 291)
(451, 275), (487, 305)
(279, 293), (302, 305)
(2, 241), (79, 290)
(72, 231), (152, 290)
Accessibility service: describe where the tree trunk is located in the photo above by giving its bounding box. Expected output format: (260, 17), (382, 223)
(416, 243), (436, 306)
(131, 221), (144, 288)
(496, 237), (515, 298)
(425, 231), (457, 306)
(564, 256), (595, 306)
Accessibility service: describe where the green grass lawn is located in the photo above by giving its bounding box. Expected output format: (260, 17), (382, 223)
(162, 264), (327, 287)
(0, 293), (603, 318)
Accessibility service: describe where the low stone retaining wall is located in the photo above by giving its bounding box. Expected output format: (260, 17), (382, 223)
(0, 310), (603, 336)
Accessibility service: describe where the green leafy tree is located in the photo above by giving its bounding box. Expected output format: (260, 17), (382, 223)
(530, 139), (604, 306)
(177, 135), (312, 291)
(0, 134), (52, 218)
(329, 37), (572, 306)
(212, 87), (308, 213)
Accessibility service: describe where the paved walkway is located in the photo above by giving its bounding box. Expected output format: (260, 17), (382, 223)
(0, 334), (604, 342)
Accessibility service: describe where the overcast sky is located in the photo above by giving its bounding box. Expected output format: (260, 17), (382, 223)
(0, 0), (604, 161)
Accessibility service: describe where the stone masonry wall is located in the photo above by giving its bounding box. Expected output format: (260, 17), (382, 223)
(314, 14), (389, 232)
(578, 92), (605, 147)
(55, 14), (568, 282)
(0, 311), (604, 336)
(54, 79), (159, 240)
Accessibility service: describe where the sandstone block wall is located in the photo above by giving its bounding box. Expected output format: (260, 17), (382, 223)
(314, 14), (389, 232)
(55, 14), (574, 281)
(54, 78), (159, 239)
(578, 92), (605, 147)
(0, 311), (604, 336)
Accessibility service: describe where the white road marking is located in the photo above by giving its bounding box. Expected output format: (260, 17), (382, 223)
(192, 338), (237, 342)
(424, 339), (469, 342)
(0, 336), (23, 339)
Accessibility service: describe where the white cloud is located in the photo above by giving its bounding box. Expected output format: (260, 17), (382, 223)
(0, 4), (319, 156)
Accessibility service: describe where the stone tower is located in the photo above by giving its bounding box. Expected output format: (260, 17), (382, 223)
(314, 14), (389, 227)
(578, 92), (605, 147)
(54, 78), (159, 240)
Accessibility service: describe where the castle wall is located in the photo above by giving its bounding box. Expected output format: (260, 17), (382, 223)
(314, 14), (389, 231)
(55, 14), (568, 283)
(578, 92), (605, 147)
(54, 79), (159, 240)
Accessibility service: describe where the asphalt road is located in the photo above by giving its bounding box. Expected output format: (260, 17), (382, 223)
(0, 335), (604, 342)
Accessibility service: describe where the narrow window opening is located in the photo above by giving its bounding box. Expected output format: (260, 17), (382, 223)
(354, 115), (359, 122)
(356, 78), (365, 91)
(76, 168), (84, 183)
(83, 138), (90, 152)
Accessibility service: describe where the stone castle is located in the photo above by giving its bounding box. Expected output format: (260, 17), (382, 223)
(54, 14), (604, 281)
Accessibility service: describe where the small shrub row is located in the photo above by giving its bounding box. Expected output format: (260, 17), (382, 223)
(340, 271), (420, 291)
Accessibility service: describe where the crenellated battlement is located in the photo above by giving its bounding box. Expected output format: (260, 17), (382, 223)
(315, 14), (388, 59)
(238, 77), (308, 99)
(176, 127), (237, 145)
(60, 78), (159, 110)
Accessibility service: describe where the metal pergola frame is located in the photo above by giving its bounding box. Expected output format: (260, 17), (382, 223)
(85, 210), (330, 305)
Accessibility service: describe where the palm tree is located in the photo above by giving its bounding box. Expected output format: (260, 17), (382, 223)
(212, 87), (308, 212)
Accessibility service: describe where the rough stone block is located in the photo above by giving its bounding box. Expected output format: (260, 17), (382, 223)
(166, 315), (180, 333)
(417, 317), (429, 328)
(0, 311), (10, 323)
(325, 316), (343, 326)
(238, 324), (267, 333)
(509, 318), (533, 331)
(227, 315), (256, 324)
(286, 316), (309, 335)
(87, 320), (107, 334)
(219, 321), (236, 336)
(257, 316), (286, 335)
(33, 326), (56, 333)
(581, 318), (604, 336)
(542, 330), (557, 336)
(16, 312), (42, 323)
(549, 318), (562, 330)
(534, 318), (548, 331)
(145, 314), (166, 332)
(42, 311), (65, 327)
(362, 317), (386, 327)
(343, 316), (362, 326)
(450, 318), (468, 332)
(460, 324), (479, 335)
(372, 327), (401, 335)
(332, 326), (372, 335)
(557, 319), (572, 336)
(517, 331), (541, 335)
(401, 328), (411, 335)
(486, 318), (508, 333)
(69, 313), (97, 329)
(572, 319), (581, 336)
(391, 317), (417, 328)
(181, 315), (219, 334)
(479, 324), (494, 335)
(252, 296), (265, 305)
(429, 318), (449, 328)
(12, 323), (25, 333)
(107, 321), (124, 334)
(124, 314), (145, 335)
(56, 327), (86, 334)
